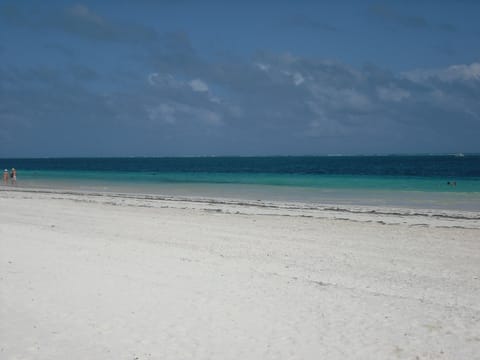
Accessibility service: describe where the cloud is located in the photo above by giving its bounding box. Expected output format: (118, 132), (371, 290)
(369, 4), (428, 29)
(404, 63), (480, 82)
(147, 103), (176, 124)
(292, 72), (305, 86)
(368, 3), (457, 32)
(147, 102), (222, 126)
(0, 3), (158, 43)
(57, 4), (158, 42)
(147, 73), (213, 99)
(1, 33), (479, 156)
(118, 47), (480, 152)
(67, 4), (103, 25)
(147, 73), (182, 88)
(377, 85), (410, 102)
(255, 63), (270, 72)
(149, 32), (206, 78)
(0, 66), (119, 156)
(189, 79), (209, 92)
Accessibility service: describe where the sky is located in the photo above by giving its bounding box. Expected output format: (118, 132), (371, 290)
(0, 0), (479, 157)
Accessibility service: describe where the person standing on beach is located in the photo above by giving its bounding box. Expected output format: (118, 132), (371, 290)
(3, 169), (8, 185)
(11, 168), (16, 185)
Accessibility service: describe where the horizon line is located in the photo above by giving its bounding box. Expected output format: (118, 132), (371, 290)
(1, 153), (478, 160)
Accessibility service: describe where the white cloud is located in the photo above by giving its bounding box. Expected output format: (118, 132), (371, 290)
(177, 103), (222, 125)
(377, 85), (410, 102)
(280, 70), (305, 85)
(279, 52), (298, 64)
(147, 73), (181, 88)
(147, 102), (222, 126)
(255, 63), (270, 72)
(404, 62), (480, 82)
(209, 96), (221, 104)
(342, 89), (371, 110)
(438, 63), (480, 81)
(147, 103), (176, 124)
(147, 72), (159, 85)
(308, 84), (372, 112)
(189, 79), (209, 92)
(148, 74), (210, 94)
(67, 4), (105, 26)
(293, 72), (304, 86)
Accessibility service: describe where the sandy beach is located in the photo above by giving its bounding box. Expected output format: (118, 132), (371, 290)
(1, 188), (479, 359)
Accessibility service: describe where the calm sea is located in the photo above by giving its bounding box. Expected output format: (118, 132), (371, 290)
(1, 156), (480, 210)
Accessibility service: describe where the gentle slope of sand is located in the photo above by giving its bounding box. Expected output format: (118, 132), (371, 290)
(1, 188), (479, 359)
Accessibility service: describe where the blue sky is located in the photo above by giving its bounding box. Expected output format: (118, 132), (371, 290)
(1, 0), (479, 156)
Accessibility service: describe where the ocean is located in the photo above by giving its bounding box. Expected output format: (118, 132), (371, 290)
(1, 156), (480, 211)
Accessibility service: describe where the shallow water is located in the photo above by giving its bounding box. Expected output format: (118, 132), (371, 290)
(5, 171), (478, 211)
(2, 156), (479, 211)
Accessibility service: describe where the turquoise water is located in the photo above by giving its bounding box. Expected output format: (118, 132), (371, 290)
(16, 170), (480, 192)
(11, 169), (480, 211)
(1, 156), (479, 210)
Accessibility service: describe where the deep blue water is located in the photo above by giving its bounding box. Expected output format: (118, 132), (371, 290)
(2, 155), (480, 177)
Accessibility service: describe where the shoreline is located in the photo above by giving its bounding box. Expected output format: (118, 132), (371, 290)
(6, 165), (480, 211)
(2, 186), (480, 228)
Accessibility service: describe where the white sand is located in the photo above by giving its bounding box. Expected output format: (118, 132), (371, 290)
(1, 188), (480, 360)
